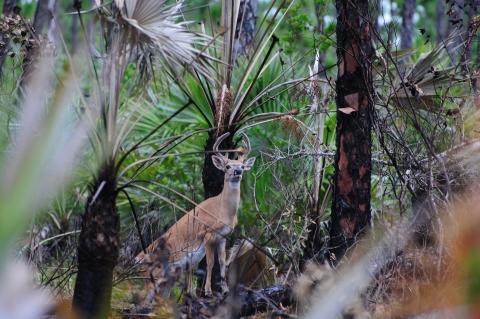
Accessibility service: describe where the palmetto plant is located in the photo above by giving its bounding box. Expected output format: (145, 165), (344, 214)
(148, 0), (312, 294)
(70, 1), (216, 318)
(163, 0), (302, 197)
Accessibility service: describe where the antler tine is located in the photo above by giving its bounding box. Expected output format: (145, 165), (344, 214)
(238, 133), (251, 161)
(213, 132), (230, 158)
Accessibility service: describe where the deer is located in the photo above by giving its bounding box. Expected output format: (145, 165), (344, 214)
(136, 132), (255, 302)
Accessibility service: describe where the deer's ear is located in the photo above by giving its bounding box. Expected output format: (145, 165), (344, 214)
(212, 155), (225, 171)
(243, 157), (255, 170)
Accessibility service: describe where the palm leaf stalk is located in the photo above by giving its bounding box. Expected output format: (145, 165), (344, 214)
(71, 1), (215, 318)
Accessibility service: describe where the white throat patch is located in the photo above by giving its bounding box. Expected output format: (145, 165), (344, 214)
(229, 181), (240, 189)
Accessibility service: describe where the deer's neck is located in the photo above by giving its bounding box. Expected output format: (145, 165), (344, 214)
(219, 180), (241, 217)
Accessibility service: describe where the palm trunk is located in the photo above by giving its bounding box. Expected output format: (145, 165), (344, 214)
(328, 0), (373, 263)
(401, 0), (416, 49)
(0, 0), (18, 75)
(72, 179), (119, 319)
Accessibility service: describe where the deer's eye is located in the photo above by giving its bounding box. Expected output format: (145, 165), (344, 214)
(226, 165), (231, 170)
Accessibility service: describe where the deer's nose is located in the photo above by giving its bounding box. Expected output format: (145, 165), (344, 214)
(234, 168), (242, 176)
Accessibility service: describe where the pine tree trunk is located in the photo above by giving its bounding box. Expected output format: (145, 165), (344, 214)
(233, 0), (258, 57)
(401, 0), (416, 49)
(17, 0), (50, 103)
(72, 180), (119, 319)
(328, 0), (373, 263)
(446, 0), (464, 65)
(71, 14), (79, 54)
(314, 1), (327, 78)
(436, 0), (446, 44)
(0, 0), (18, 75)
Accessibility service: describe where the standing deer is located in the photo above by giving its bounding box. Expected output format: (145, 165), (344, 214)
(136, 132), (255, 301)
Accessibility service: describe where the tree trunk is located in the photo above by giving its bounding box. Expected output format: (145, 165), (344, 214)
(17, 0), (50, 103)
(233, 0), (258, 57)
(328, 0), (373, 263)
(33, 0), (51, 35)
(462, 4), (474, 66)
(314, 1), (327, 78)
(401, 0), (416, 49)
(446, 0), (464, 65)
(71, 13), (79, 54)
(72, 179), (119, 319)
(0, 0), (18, 75)
(436, 0), (447, 44)
(371, 0), (381, 36)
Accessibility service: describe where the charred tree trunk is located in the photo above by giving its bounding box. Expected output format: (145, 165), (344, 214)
(446, 0), (464, 65)
(314, 1), (327, 78)
(33, 0), (51, 35)
(401, 0), (416, 49)
(437, 0), (447, 43)
(233, 0), (258, 57)
(72, 178), (119, 319)
(371, 0), (381, 35)
(17, 0), (50, 103)
(71, 13), (79, 54)
(0, 0), (18, 75)
(328, 0), (373, 263)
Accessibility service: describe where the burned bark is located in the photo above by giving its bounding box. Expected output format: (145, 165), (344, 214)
(437, 0), (447, 43)
(233, 0), (258, 57)
(72, 178), (119, 319)
(17, 0), (50, 103)
(314, 1), (327, 78)
(328, 0), (373, 262)
(401, 0), (416, 49)
(0, 0), (18, 75)
(180, 285), (294, 318)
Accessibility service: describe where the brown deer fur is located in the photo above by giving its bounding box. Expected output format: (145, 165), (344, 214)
(136, 132), (255, 301)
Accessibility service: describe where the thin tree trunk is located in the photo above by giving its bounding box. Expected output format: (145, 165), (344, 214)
(370, 0), (381, 38)
(314, 1), (327, 78)
(462, 4), (474, 66)
(401, 0), (416, 49)
(0, 0), (18, 75)
(328, 0), (373, 262)
(72, 13), (79, 54)
(437, 0), (446, 44)
(47, 0), (61, 47)
(17, 0), (50, 103)
(446, 0), (464, 64)
(72, 179), (119, 319)
(233, 0), (258, 57)
(33, 0), (51, 35)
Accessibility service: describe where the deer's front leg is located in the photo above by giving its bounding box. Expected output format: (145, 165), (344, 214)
(204, 238), (215, 297)
(217, 238), (229, 294)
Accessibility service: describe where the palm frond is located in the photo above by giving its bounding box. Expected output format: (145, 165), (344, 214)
(379, 31), (469, 113)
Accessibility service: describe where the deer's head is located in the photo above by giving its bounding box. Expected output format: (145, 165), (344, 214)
(212, 132), (255, 186)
